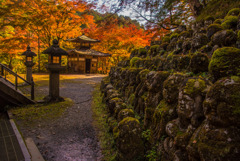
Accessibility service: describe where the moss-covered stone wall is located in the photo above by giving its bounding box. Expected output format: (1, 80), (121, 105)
(100, 8), (240, 161)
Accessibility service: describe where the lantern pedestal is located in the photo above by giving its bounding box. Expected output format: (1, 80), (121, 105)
(24, 62), (35, 82)
(44, 64), (65, 102)
(42, 39), (68, 103)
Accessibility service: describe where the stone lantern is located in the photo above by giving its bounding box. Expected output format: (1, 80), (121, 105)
(43, 39), (68, 102)
(21, 45), (36, 82)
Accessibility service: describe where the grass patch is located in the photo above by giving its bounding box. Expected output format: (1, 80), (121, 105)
(92, 84), (117, 161)
(9, 98), (73, 126)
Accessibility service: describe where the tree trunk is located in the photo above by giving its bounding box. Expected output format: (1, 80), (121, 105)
(188, 0), (203, 17)
(38, 36), (41, 72)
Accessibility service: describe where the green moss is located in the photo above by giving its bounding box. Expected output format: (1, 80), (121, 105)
(113, 126), (119, 139)
(162, 36), (170, 43)
(167, 51), (175, 58)
(227, 8), (240, 16)
(231, 76), (240, 82)
(149, 45), (160, 56)
(141, 92), (148, 101)
(205, 16), (215, 21)
(111, 97), (121, 101)
(170, 33), (179, 40)
(213, 19), (223, 24)
(221, 16), (238, 29)
(130, 57), (142, 67)
(178, 31), (190, 38)
(184, 78), (207, 96)
(196, 0), (240, 22)
(209, 47), (240, 79)
(128, 94), (135, 105)
(139, 48), (147, 55)
(118, 117), (140, 127)
(91, 84), (117, 160)
(207, 24), (223, 31)
(155, 100), (169, 116)
(150, 45), (159, 51)
(139, 69), (150, 80)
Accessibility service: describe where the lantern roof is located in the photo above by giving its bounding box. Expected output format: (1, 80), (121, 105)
(43, 39), (68, 56)
(65, 34), (100, 43)
(22, 45), (37, 57)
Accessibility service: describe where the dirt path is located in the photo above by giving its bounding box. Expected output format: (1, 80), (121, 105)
(16, 74), (106, 161)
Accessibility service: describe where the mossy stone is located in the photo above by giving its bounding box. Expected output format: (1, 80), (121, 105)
(209, 47), (240, 80)
(130, 49), (139, 59)
(187, 122), (240, 161)
(178, 55), (191, 71)
(183, 78), (207, 96)
(162, 36), (171, 43)
(189, 53), (209, 74)
(139, 69), (150, 80)
(203, 77), (240, 127)
(221, 16), (238, 29)
(151, 100), (177, 141)
(138, 48), (147, 57)
(160, 42), (169, 50)
(204, 16), (215, 22)
(211, 29), (237, 47)
(213, 19), (223, 24)
(149, 45), (160, 57)
(130, 57), (142, 67)
(107, 116), (118, 132)
(191, 33), (209, 52)
(116, 117), (144, 161)
(118, 109), (135, 122)
(108, 97), (123, 115)
(207, 24), (223, 39)
(170, 33), (179, 40)
(227, 8), (240, 16)
(114, 102), (127, 119)
(163, 73), (187, 104)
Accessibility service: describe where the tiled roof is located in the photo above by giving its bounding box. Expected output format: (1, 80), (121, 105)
(66, 34), (100, 43)
(68, 49), (111, 57)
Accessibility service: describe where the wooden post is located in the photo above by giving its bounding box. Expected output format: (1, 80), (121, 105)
(31, 77), (34, 100)
(15, 74), (18, 90)
(1, 65), (3, 75)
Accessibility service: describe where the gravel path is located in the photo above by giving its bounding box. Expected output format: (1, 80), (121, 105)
(16, 74), (106, 161)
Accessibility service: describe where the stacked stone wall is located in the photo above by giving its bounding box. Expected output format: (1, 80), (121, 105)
(101, 8), (240, 161)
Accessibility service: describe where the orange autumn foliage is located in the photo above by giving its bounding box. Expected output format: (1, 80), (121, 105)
(84, 18), (153, 65)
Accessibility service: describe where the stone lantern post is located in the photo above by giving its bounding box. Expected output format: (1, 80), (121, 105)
(43, 39), (68, 102)
(21, 45), (36, 82)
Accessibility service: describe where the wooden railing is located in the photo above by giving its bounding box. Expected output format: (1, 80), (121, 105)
(0, 63), (34, 100)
